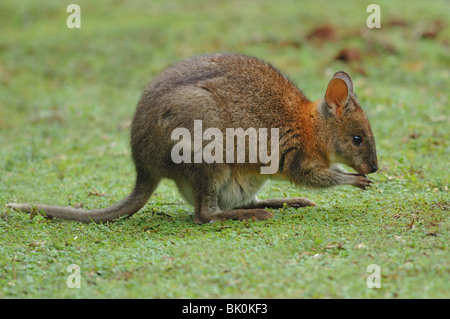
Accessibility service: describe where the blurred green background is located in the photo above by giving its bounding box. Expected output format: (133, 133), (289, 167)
(0, 0), (448, 298)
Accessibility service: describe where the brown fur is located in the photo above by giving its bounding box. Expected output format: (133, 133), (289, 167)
(7, 53), (378, 224)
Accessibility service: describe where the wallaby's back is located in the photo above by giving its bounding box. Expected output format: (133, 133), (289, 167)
(131, 53), (309, 176)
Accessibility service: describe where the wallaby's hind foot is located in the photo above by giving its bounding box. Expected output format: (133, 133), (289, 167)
(241, 197), (317, 209)
(195, 209), (274, 224)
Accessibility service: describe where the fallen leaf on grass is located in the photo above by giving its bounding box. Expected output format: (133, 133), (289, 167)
(88, 186), (105, 197)
(29, 240), (47, 248)
(116, 271), (133, 281)
(406, 219), (416, 230)
(324, 243), (344, 249)
(421, 20), (444, 39)
(307, 25), (337, 42)
(387, 19), (409, 27)
(333, 48), (367, 75)
(414, 20), (444, 39)
(401, 131), (420, 143)
(334, 48), (362, 62)
(278, 40), (302, 48)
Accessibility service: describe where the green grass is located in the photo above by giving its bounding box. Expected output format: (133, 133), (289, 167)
(0, 0), (449, 298)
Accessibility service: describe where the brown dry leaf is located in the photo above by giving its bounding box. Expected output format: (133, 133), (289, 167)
(422, 20), (444, 39)
(406, 218), (417, 230)
(353, 66), (368, 76)
(117, 271), (133, 281)
(307, 25), (337, 42)
(278, 40), (302, 48)
(401, 131), (420, 143)
(324, 242), (344, 249)
(88, 186), (105, 197)
(73, 202), (84, 208)
(29, 240), (47, 248)
(334, 48), (362, 63)
(388, 19), (409, 27)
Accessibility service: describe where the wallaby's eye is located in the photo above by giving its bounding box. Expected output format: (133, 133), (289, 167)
(352, 135), (363, 146)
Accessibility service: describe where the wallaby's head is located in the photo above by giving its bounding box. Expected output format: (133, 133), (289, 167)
(320, 71), (378, 175)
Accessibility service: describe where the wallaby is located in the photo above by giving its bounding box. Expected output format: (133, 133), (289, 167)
(7, 53), (378, 224)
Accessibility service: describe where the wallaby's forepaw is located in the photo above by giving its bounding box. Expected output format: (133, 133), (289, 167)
(352, 174), (373, 190)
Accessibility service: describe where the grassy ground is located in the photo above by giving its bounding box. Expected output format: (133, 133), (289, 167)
(0, 0), (449, 298)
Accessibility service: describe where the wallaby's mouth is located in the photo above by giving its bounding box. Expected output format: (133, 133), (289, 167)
(355, 166), (368, 175)
(356, 162), (378, 175)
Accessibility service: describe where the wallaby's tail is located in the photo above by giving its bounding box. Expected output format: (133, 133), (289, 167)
(6, 174), (160, 223)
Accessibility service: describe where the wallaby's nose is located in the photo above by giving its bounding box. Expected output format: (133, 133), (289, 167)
(371, 164), (378, 173)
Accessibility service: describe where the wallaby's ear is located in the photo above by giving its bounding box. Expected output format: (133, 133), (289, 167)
(332, 71), (353, 92)
(324, 71), (353, 116)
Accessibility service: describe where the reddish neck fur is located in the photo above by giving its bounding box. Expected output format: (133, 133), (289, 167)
(294, 100), (332, 168)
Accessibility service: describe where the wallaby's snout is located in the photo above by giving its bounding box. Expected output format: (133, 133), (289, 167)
(365, 148), (378, 174)
(371, 163), (378, 173)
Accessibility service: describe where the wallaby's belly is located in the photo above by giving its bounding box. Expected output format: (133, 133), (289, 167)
(217, 172), (266, 211)
(175, 170), (266, 211)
